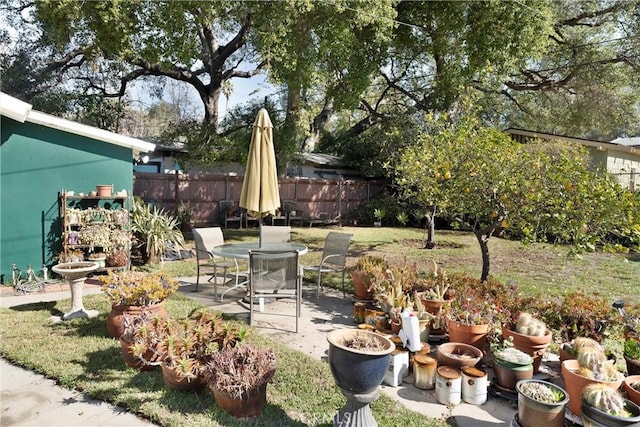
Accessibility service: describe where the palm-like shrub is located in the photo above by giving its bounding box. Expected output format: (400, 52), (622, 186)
(131, 198), (184, 264)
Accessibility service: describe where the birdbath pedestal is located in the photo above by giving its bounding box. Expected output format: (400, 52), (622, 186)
(51, 262), (99, 320)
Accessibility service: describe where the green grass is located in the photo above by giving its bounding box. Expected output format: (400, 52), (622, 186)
(170, 226), (640, 305)
(0, 293), (445, 427)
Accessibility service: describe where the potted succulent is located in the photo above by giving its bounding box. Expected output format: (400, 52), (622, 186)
(130, 308), (247, 391)
(119, 311), (158, 371)
(443, 275), (498, 352)
(412, 261), (452, 335)
(100, 270), (179, 338)
(349, 255), (387, 301)
(203, 343), (277, 418)
(370, 264), (411, 333)
(131, 197), (184, 265)
(515, 379), (569, 427)
(581, 384), (640, 426)
(373, 208), (385, 227)
(624, 338), (640, 376)
(561, 336), (623, 417)
(624, 376), (640, 407)
(491, 338), (534, 392)
(502, 312), (552, 373)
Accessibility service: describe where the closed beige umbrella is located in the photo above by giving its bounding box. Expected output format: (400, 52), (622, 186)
(240, 109), (280, 244)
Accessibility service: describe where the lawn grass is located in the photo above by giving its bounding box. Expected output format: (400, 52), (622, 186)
(0, 293), (446, 427)
(171, 226), (640, 305)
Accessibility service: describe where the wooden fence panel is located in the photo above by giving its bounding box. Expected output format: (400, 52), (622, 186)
(134, 173), (386, 226)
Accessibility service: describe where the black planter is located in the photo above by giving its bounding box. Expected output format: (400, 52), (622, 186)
(327, 329), (394, 394)
(581, 396), (640, 426)
(326, 329), (394, 427)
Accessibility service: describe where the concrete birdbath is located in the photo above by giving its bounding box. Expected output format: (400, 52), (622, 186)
(51, 261), (99, 320)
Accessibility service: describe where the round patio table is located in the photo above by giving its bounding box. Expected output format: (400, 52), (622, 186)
(211, 242), (308, 302)
(211, 242), (308, 259)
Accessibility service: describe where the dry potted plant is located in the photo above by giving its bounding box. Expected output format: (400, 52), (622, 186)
(202, 343), (277, 418)
(131, 308), (248, 391)
(100, 270), (179, 338)
(349, 255), (387, 301)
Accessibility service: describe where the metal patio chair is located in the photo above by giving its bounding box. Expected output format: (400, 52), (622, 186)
(301, 231), (353, 299)
(192, 227), (243, 297)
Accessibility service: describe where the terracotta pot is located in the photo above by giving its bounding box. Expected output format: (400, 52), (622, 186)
(106, 301), (167, 338)
(559, 343), (576, 364)
(626, 356), (640, 376)
(119, 338), (155, 371)
(561, 359), (623, 417)
(161, 364), (204, 392)
(502, 325), (552, 373)
(350, 271), (374, 301)
(390, 317), (402, 334)
(516, 379), (568, 427)
(421, 298), (451, 315)
(624, 375), (640, 407)
(492, 358), (533, 392)
(446, 319), (489, 352)
(436, 342), (482, 370)
(96, 184), (113, 197)
(211, 383), (268, 418)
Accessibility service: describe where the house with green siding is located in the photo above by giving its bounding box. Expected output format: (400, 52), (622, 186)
(0, 92), (154, 284)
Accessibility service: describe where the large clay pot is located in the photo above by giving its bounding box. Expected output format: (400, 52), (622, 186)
(119, 338), (155, 371)
(516, 379), (568, 427)
(446, 319), (489, 352)
(581, 395), (640, 426)
(161, 364), (204, 392)
(211, 383), (267, 418)
(502, 325), (552, 373)
(106, 301), (167, 338)
(561, 359), (623, 417)
(350, 272), (374, 301)
(492, 358), (533, 392)
(624, 375), (640, 407)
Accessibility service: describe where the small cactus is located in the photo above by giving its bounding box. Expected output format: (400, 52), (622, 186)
(514, 312), (547, 337)
(583, 384), (627, 416)
(577, 349), (607, 370)
(572, 337), (604, 354)
(519, 381), (562, 404)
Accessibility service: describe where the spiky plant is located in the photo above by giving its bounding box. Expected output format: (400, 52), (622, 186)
(519, 381), (564, 404)
(583, 384), (630, 417)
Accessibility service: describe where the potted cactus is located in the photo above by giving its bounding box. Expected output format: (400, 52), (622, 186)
(561, 336), (623, 417)
(349, 255), (387, 301)
(516, 379), (569, 427)
(624, 338), (640, 376)
(502, 312), (552, 373)
(581, 384), (640, 426)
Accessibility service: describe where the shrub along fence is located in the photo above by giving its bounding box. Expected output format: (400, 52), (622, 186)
(134, 172), (386, 227)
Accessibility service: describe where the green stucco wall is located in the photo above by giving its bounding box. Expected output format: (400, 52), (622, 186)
(1, 116), (134, 284)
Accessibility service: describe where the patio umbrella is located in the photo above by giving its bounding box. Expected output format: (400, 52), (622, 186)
(239, 108), (280, 246)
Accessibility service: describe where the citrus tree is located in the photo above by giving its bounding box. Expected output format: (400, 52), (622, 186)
(394, 108), (640, 281)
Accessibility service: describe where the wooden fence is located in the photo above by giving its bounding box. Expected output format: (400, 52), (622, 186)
(134, 173), (386, 226)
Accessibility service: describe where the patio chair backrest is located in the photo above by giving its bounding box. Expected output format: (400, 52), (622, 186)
(260, 226), (291, 244)
(321, 232), (352, 269)
(192, 227), (225, 262)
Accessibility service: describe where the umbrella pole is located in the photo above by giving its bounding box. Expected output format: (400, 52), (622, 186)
(259, 217), (263, 248)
